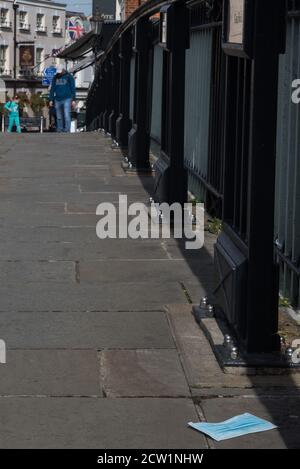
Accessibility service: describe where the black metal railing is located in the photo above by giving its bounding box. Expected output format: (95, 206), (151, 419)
(86, 0), (295, 354)
(189, 0), (222, 28)
(275, 6), (300, 310)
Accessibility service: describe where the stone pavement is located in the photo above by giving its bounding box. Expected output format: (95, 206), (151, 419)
(0, 132), (299, 449)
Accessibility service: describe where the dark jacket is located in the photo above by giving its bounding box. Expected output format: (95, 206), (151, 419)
(49, 72), (76, 102)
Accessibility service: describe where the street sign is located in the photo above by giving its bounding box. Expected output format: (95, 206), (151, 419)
(42, 66), (57, 86)
(19, 45), (35, 67)
(227, 0), (245, 44)
(222, 0), (254, 58)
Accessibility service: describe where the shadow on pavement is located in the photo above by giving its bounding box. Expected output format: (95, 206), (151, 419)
(136, 166), (300, 449)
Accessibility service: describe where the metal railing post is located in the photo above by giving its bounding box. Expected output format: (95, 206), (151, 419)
(116, 30), (132, 148)
(98, 64), (104, 131)
(102, 56), (112, 134)
(153, 2), (190, 205)
(127, 18), (152, 171)
(109, 43), (120, 140)
(214, 0), (287, 355)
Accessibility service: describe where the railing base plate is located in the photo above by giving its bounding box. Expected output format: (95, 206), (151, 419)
(192, 306), (300, 372)
(121, 160), (153, 174)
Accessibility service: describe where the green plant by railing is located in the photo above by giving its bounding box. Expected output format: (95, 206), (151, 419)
(279, 296), (292, 308)
(1, 93), (46, 116)
(16, 92), (30, 111)
(30, 93), (46, 115)
(0, 96), (12, 114)
(206, 217), (222, 235)
(191, 197), (204, 206)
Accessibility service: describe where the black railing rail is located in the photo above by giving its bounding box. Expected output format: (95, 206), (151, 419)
(88, 0), (222, 77)
(189, 0), (222, 28)
(87, 0), (224, 213)
(275, 3), (300, 308)
(91, 0), (178, 63)
(87, 0), (172, 129)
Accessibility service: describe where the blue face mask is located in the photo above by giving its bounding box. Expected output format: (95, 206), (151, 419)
(188, 413), (277, 441)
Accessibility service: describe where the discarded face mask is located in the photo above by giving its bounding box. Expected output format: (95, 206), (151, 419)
(188, 413), (277, 441)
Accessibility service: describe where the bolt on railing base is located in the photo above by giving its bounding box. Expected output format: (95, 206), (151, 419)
(111, 140), (120, 149)
(121, 159), (153, 174)
(192, 304), (300, 372)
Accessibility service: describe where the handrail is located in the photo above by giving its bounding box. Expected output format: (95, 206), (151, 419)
(96, 0), (186, 59)
(86, 0), (210, 100)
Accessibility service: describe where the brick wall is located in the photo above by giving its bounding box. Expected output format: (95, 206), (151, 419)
(122, 0), (147, 20)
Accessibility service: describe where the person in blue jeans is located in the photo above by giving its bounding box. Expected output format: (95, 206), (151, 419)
(5, 96), (21, 133)
(49, 65), (76, 132)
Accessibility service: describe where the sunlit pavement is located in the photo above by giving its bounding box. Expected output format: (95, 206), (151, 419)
(0, 133), (298, 449)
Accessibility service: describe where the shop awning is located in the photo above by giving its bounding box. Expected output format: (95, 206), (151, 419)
(68, 55), (103, 74)
(57, 31), (95, 60)
(57, 21), (121, 61)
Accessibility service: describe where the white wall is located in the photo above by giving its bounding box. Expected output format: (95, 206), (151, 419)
(0, 0), (66, 77)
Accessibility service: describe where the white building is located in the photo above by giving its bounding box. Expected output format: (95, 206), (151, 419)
(0, 0), (66, 97)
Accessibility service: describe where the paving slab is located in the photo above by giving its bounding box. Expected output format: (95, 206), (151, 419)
(100, 350), (190, 397)
(0, 191), (147, 205)
(0, 176), (80, 185)
(79, 259), (210, 284)
(159, 236), (215, 260)
(200, 396), (300, 449)
(0, 213), (100, 227)
(79, 181), (148, 194)
(0, 397), (206, 449)
(0, 240), (168, 261)
(183, 281), (216, 304)
(0, 168), (108, 179)
(0, 182), (80, 196)
(0, 201), (66, 215)
(166, 305), (300, 390)
(0, 282), (186, 311)
(65, 202), (101, 214)
(0, 260), (75, 283)
(0, 350), (100, 396)
(0, 226), (99, 244)
(2, 133), (278, 449)
(65, 193), (149, 209)
(0, 311), (174, 349)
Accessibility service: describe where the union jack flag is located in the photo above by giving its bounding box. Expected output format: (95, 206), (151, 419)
(68, 20), (85, 41)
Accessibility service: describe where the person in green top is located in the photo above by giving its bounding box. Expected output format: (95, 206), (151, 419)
(4, 96), (21, 133)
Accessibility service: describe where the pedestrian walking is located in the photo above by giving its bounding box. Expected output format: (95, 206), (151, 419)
(5, 96), (21, 133)
(49, 65), (76, 133)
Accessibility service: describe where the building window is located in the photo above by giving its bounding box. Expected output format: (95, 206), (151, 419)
(36, 48), (44, 75)
(0, 8), (10, 27)
(36, 13), (46, 32)
(0, 45), (8, 75)
(52, 16), (61, 33)
(19, 11), (29, 30)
